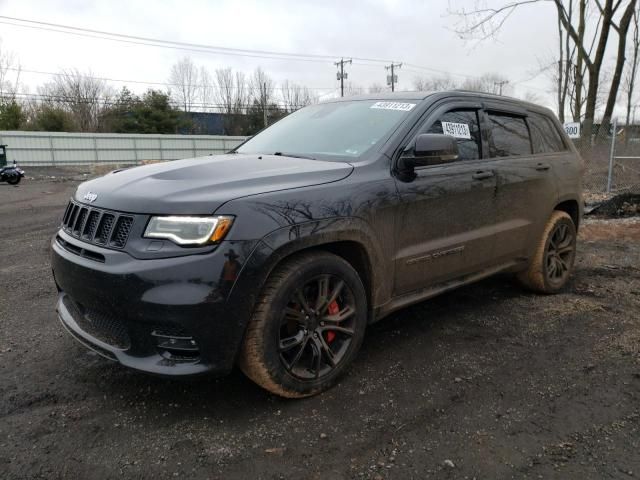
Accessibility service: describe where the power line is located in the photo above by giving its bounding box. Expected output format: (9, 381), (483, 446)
(0, 15), (550, 95)
(9, 67), (338, 92)
(0, 16), (393, 64)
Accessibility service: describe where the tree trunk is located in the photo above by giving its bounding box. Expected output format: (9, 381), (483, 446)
(558, 14), (565, 122)
(625, 10), (639, 147)
(600, 0), (637, 136)
(583, 0), (614, 142)
(574, 0), (586, 122)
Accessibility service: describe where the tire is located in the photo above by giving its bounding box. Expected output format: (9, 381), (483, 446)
(238, 251), (368, 398)
(517, 211), (577, 294)
(7, 176), (20, 185)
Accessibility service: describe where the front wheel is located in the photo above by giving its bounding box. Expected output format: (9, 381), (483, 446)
(6, 175), (21, 185)
(517, 211), (577, 293)
(238, 251), (367, 398)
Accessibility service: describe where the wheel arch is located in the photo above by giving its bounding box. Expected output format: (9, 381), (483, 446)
(554, 198), (581, 230)
(254, 218), (390, 320)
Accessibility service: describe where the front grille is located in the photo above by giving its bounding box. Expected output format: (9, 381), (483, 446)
(61, 200), (134, 249)
(62, 296), (131, 349)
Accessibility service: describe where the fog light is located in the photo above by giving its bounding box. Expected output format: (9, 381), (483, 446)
(151, 330), (199, 360)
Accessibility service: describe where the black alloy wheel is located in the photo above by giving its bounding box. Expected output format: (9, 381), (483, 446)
(517, 210), (577, 293)
(278, 274), (357, 380)
(544, 221), (575, 286)
(239, 251), (367, 398)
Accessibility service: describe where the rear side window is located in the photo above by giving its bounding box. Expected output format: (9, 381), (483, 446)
(487, 112), (531, 157)
(528, 112), (567, 153)
(426, 109), (481, 161)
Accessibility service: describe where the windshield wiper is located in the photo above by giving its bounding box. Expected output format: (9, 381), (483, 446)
(273, 151), (316, 160)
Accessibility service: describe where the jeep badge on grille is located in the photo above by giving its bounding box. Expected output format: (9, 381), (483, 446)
(83, 192), (98, 203)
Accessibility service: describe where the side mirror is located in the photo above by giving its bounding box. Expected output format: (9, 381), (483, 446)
(399, 134), (459, 170)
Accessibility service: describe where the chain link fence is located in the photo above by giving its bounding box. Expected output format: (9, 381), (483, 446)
(578, 120), (640, 197)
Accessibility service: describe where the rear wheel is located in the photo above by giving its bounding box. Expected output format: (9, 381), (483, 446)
(517, 211), (577, 293)
(239, 251), (367, 398)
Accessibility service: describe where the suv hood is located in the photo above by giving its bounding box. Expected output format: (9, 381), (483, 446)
(75, 154), (354, 214)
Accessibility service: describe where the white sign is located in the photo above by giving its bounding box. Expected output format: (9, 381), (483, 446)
(442, 121), (471, 139)
(564, 122), (581, 139)
(370, 101), (416, 112)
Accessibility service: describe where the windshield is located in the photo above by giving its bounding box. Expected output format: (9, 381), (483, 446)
(236, 100), (417, 159)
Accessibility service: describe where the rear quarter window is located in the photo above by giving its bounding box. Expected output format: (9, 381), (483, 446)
(528, 112), (568, 154)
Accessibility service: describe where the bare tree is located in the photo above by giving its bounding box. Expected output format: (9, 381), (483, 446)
(461, 72), (511, 95)
(199, 66), (215, 112)
(368, 82), (385, 93)
(169, 56), (200, 112)
(213, 68), (250, 134)
(214, 67), (235, 114)
(413, 75), (458, 91)
(281, 80), (316, 112)
(598, 0), (638, 134)
(249, 67), (276, 126)
(38, 69), (113, 132)
(522, 90), (543, 103)
(554, 0), (575, 122)
(624, 5), (640, 131)
(249, 67), (275, 107)
(449, 0), (638, 139)
(0, 38), (21, 99)
(233, 71), (249, 114)
(343, 82), (365, 96)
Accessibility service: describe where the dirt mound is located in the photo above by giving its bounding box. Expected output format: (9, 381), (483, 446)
(588, 192), (640, 218)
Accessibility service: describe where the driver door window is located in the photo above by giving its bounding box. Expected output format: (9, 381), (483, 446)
(423, 109), (482, 161)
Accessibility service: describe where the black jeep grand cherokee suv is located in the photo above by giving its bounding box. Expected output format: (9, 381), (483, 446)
(52, 91), (582, 397)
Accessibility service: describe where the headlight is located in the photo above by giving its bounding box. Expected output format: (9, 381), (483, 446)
(144, 215), (234, 246)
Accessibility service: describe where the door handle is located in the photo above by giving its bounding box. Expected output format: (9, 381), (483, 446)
(472, 171), (494, 180)
(535, 162), (551, 171)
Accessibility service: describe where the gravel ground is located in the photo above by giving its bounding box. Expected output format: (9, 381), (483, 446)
(1, 179), (639, 480)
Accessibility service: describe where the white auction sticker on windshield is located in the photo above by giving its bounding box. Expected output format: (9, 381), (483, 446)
(370, 101), (416, 112)
(442, 121), (471, 139)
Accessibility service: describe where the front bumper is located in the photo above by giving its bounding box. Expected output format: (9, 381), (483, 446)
(51, 230), (262, 376)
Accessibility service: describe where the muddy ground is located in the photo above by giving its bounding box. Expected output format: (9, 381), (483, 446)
(1, 179), (639, 479)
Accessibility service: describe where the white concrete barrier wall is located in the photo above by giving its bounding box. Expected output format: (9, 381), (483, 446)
(0, 131), (247, 166)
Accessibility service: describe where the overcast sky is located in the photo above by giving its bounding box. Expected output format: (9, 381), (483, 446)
(0, 0), (565, 108)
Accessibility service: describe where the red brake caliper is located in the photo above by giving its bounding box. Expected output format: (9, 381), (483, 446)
(326, 300), (340, 343)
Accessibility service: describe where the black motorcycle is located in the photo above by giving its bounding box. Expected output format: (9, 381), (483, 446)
(0, 144), (25, 185)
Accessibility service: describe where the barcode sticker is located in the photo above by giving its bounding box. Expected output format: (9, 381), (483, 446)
(442, 122), (471, 139)
(370, 102), (416, 111)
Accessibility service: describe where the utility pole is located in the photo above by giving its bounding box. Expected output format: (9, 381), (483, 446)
(385, 62), (402, 92)
(494, 80), (509, 96)
(335, 58), (352, 97)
